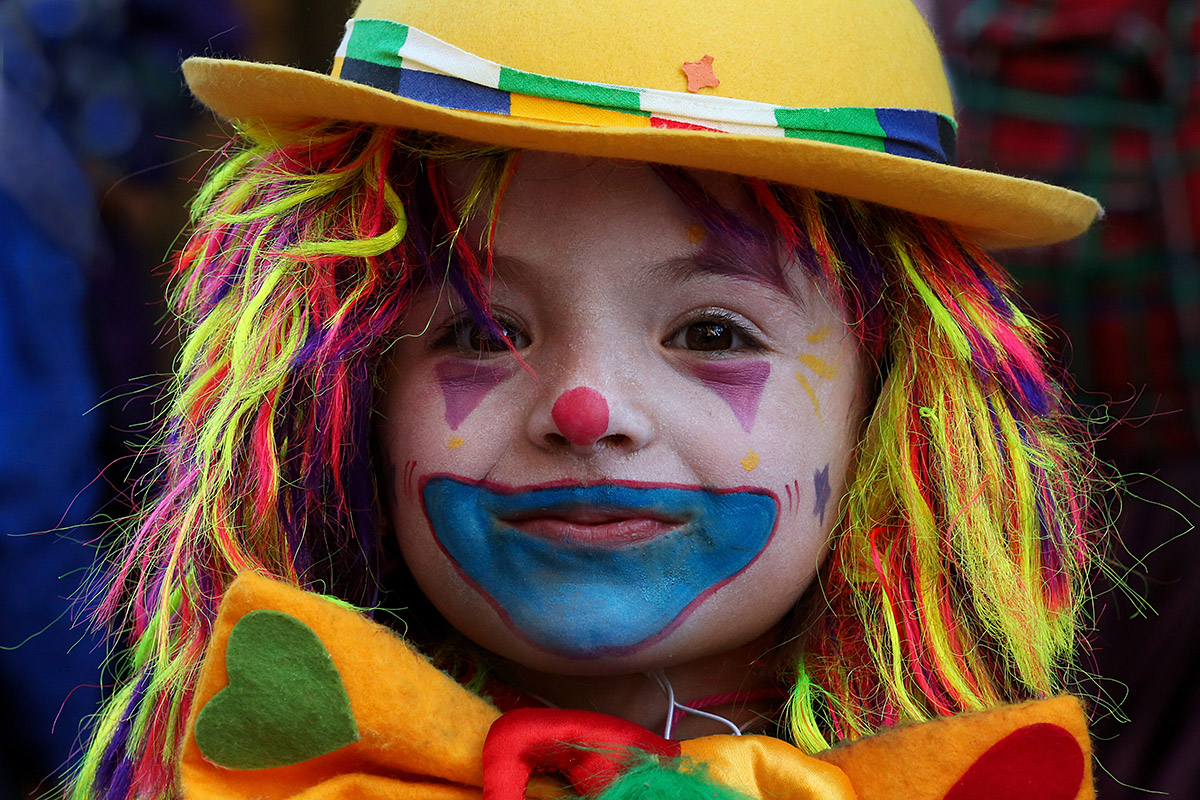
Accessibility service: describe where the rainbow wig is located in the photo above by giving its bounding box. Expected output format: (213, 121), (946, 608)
(74, 122), (1099, 799)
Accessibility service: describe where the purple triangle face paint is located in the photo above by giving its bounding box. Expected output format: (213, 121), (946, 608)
(690, 361), (770, 433)
(435, 360), (511, 430)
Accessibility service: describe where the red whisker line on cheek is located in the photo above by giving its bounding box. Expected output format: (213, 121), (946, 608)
(404, 460), (417, 496)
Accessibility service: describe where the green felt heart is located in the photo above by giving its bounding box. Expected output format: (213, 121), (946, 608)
(194, 610), (359, 770)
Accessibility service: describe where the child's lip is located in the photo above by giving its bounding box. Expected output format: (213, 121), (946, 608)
(498, 505), (685, 545)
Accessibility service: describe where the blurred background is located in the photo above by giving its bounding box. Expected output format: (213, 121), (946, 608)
(0, 0), (1194, 797)
(929, 2), (1200, 797)
(0, 1), (351, 796)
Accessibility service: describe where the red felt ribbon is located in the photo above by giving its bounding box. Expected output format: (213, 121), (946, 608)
(481, 708), (682, 800)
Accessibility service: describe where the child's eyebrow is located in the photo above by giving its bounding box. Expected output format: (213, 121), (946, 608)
(649, 247), (791, 294)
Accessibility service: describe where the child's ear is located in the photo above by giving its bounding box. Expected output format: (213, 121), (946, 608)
(374, 461), (404, 581)
(369, 430), (404, 581)
(368, 448), (453, 643)
(376, 508), (405, 581)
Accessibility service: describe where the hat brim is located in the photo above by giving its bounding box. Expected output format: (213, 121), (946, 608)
(184, 57), (1100, 250)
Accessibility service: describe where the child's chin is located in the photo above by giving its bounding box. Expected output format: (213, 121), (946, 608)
(469, 615), (770, 679)
(498, 645), (682, 678)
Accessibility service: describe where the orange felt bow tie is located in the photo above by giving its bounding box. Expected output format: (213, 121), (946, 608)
(181, 573), (1093, 800)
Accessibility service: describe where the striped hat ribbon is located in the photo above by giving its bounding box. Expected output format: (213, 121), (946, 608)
(333, 18), (957, 164)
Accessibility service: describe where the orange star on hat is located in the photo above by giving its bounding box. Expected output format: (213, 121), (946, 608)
(681, 54), (720, 92)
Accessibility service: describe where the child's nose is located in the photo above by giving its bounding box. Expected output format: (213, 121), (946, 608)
(552, 387), (609, 446)
(529, 384), (653, 454)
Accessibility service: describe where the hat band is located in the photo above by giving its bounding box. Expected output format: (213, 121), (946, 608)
(331, 19), (957, 165)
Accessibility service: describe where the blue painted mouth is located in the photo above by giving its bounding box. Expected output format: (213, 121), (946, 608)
(421, 476), (778, 658)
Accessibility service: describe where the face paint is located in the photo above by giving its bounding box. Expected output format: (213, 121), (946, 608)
(806, 326), (831, 344)
(798, 353), (837, 379)
(382, 154), (865, 675)
(795, 372), (822, 420)
(690, 360), (770, 433)
(420, 476), (778, 658)
(436, 360), (511, 430)
(795, 350), (836, 421)
(551, 387), (610, 445)
(404, 460), (417, 497)
(784, 479), (802, 513)
(813, 463), (831, 523)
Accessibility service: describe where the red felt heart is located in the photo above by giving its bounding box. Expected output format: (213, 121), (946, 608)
(943, 723), (1084, 800)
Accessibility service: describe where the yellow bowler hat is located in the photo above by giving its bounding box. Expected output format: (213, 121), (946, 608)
(183, 0), (1100, 249)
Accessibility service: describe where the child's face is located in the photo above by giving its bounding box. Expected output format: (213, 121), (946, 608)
(379, 153), (863, 676)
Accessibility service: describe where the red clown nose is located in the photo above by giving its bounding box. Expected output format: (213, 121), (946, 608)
(551, 387), (610, 446)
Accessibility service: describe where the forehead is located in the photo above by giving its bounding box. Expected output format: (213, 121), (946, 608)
(445, 151), (790, 290)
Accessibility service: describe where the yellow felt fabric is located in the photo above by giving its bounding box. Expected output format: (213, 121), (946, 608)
(179, 0), (1102, 249)
(676, 697), (1092, 800)
(812, 696), (1094, 800)
(183, 574), (1093, 800)
(681, 735), (858, 799)
(180, 572), (560, 800)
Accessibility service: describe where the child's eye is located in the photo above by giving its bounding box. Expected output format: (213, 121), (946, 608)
(664, 311), (763, 353)
(435, 314), (531, 354)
